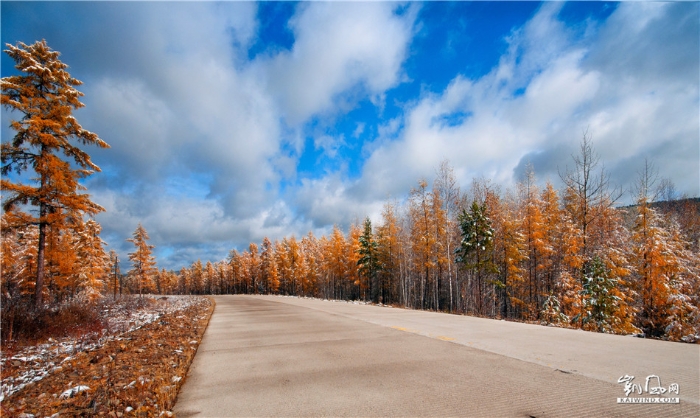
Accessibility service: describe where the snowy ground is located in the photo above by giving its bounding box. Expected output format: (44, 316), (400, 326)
(0, 295), (204, 403)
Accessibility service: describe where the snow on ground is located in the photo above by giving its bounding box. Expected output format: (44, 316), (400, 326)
(0, 295), (205, 402)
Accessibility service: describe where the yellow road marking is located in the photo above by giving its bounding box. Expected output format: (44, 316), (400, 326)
(391, 326), (420, 334)
(437, 336), (455, 341)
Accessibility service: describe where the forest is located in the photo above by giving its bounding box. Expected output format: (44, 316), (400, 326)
(2, 40), (699, 345)
(139, 156), (699, 343)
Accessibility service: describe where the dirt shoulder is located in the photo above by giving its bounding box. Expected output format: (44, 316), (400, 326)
(1, 295), (214, 417)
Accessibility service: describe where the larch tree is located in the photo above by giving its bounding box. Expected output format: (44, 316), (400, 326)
(283, 237), (302, 295)
(204, 261), (216, 294)
(178, 266), (191, 295)
(1, 40), (110, 308)
(560, 132), (621, 326)
(190, 259), (204, 294)
(44, 223), (80, 301)
(631, 161), (699, 340)
(248, 243), (261, 293)
(346, 224), (362, 300)
(260, 237), (279, 294)
(376, 202), (402, 305)
(491, 192), (525, 319)
(519, 166), (548, 319)
(561, 132), (621, 265)
(274, 240), (290, 295)
(127, 223), (156, 297)
(409, 179), (438, 310)
(73, 218), (109, 301)
(292, 242), (309, 297)
(301, 233), (320, 297)
(108, 250), (121, 299)
(540, 183), (564, 297)
(327, 226), (347, 299)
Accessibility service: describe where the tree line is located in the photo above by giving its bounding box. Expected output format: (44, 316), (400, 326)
(2, 40), (698, 343)
(163, 154), (699, 342)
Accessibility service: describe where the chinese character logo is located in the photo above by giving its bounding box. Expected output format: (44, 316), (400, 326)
(617, 375), (680, 404)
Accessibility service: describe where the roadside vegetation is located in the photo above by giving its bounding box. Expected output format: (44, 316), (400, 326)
(1, 296), (213, 416)
(0, 41), (215, 416)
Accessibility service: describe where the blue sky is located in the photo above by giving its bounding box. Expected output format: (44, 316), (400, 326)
(2, 1), (698, 270)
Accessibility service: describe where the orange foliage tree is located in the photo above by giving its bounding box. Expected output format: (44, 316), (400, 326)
(127, 223), (157, 297)
(1, 40), (110, 307)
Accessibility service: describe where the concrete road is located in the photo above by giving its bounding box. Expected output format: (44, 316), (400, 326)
(174, 295), (699, 417)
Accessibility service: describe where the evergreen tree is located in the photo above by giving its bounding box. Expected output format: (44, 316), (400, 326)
(1, 40), (109, 307)
(456, 200), (496, 315)
(358, 217), (381, 302)
(576, 256), (621, 333)
(541, 292), (569, 325)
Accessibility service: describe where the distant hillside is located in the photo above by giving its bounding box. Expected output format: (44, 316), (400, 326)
(618, 197), (700, 229)
(618, 197), (700, 248)
(618, 197), (700, 212)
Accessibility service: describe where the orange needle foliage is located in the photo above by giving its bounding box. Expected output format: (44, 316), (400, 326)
(1, 40), (109, 308)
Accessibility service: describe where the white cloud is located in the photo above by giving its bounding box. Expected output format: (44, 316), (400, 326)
(6, 1), (695, 269)
(314, 134), (344, 159)
(83, 78), (174, 181)
(258, 2), (418, 125)
(351, 1), (698, 204)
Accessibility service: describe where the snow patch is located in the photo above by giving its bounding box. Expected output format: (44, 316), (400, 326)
(59, 385), (90, 399)
(1, 296), (208, 401)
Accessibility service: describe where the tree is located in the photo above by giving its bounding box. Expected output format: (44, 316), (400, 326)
(490, 192), (525, 319)
(260, 237), (279, 294)
(575, 256), (622, 333)
(435, 160), (461, 313)
(631, 161), (698, 339)
(376, 202), (402, 305)
(456, 200), (496, 315)
(358, 217), (381, 302)
(519, 166), (548, 319)
(408, 180), (441, 310)
(127, 223), (156, 297)
(561, 132), (623, 261)
(1, 40), (110, 308)
(346, 224), (362, 300)
(109, 250), (121, 299)
(73, 218), (109, 301)
(541, 292), (568, 325)
(560, 131), (621, 326)
(302, 233), (322, 297)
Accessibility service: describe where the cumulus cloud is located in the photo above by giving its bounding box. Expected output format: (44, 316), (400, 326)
(347, 1), (698, 207)
(3, 1), (696, 269)
(258, 1), (418, 125)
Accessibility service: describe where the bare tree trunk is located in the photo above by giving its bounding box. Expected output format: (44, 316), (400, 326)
(36, 204), (47, 309)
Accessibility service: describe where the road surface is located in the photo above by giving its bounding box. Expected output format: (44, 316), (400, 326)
(174, 295), (699, 417)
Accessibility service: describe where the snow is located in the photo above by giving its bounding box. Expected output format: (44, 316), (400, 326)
(59, 385), (90, 399)
(1, 295), (206, 401)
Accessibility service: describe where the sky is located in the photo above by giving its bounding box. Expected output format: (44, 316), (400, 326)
(2, 1), (699, 270)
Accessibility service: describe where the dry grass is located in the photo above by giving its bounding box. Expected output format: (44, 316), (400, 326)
(1, 296), (214, 417)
